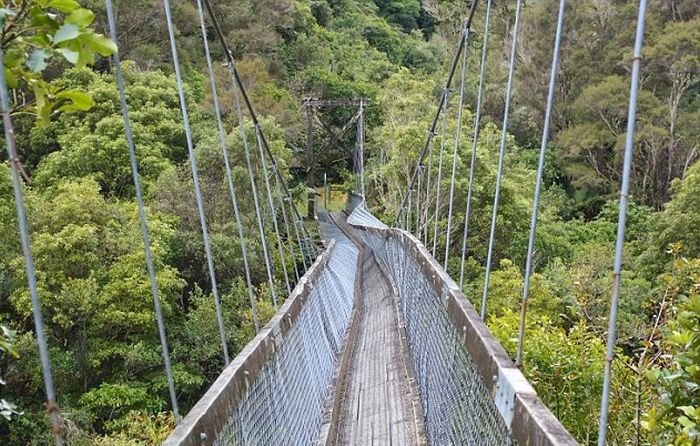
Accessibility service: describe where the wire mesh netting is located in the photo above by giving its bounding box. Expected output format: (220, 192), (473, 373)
(213, 228), (358, 445)
(355, 222), (513, 445)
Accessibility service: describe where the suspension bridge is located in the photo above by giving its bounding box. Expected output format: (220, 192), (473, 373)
(0, 0), (655, 445)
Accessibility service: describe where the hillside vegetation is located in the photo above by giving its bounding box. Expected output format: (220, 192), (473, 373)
(0, 0), (698, 444)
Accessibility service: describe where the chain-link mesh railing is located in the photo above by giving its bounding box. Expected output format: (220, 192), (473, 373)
(359, 230), (513, 445)
(346, 202), (387, 229)
(348, 204), (576, 446)
(168, 206), (575, 446)
(165, 225), (358, 446)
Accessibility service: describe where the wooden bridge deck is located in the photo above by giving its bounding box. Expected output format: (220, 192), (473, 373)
(326, 215), (427, 445)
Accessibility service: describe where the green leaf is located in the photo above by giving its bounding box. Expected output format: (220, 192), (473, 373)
(46, 0), (80, 13)
(3, 68), (18, 89)
(26, 49), (48, 73)
(29, 5), (57, 27)
(55, 90), (94, 112)
(82, 32), (117, 56)
(56, 47), (79, 65)
(677, 416), (695, 429)
(52, 23), (80, 45)
(66, 8), (94, 27)
(32, 82), (51, 126)
(3, 49), (24, 69)
(678, 406), (697, 417)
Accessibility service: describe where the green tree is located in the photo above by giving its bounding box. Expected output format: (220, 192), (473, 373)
(0, 0), (116, 125)
(3, 179), (185, 439)
(654, 144), (700, 260)
(489, 310), (637, 445)
(644, 255), (700, 445)
(29, 66), (192, 195)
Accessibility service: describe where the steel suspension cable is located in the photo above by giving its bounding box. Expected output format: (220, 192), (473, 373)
(431, 88), (451, 257)
(393, 0), (479, 227)
(0, 48), (64, 446)
(357, 98), (366, 198)
(515, 0), (566, 368)
(443, 25), (472, 270)
(415, 164), (423, 236)
(406, 188), (413, 233)
(201, 0), (319, 264)
(162, 0), (230, 363)
(195, 0), (260, 331)
(106, 0), (180, 417)
(421, 131), (435, 244)
(274, 171), (302, 280)
(480, 0), (523, 320)
(253, 125), (292, 294)
(459, 0), (493, 288)
(598, 1), (648, 443)
(229, 70), (279, 310)
(289, 197), (309, 271)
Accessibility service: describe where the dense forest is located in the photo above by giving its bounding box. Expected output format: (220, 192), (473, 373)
(0, 0), (698, 444)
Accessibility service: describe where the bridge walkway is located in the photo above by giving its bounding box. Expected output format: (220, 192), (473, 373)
(165, 210), (577, 445)
(332, 217), (426, 445)
(316, 212), (426, 445)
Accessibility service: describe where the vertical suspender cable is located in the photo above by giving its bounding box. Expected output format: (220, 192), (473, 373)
(106, 0), (180, 417)
(431, 88), (451, 256)
(201, 0), (319, 266)
(406, 189), (413, 232)
(195, 0), (260, 331)
(0, 49), (64, 446)
(275, 172), (301, 280)
(353, 113), (359, 196)
(598, 1), (647, 444)
(422, 131), (435, 245)
(444, 25), (471, 270)
(272, 163), (306, 272)
(359, 98), (366, 198)
(162, 0), (230, 364)
(228, 67), (279, 309)
(459, 0), (493, 288)
(480, 0), (523, 320)
(515, 0), (566, 367)
(253, 125), (292, 294)
(416, 164), (423, 236)
(393, 0), (478, 227)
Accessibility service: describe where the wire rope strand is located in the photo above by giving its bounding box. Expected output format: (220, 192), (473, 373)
(162, 0), (230, 364)
(274, 170), (301, 281)
(416, 164), (423, 237)
(431, 88), (451, 257)
(0, 47), (64, 446)
(422, 131), (436, 245)
(253, 124), (293, 294)
(597, 1), (648, 443)
(227, 63), (279, 310)
(459, 0), (493, 288)
(480, 0), (523, 320)
(515, 0), (566, 368)
(106, 0), (180, 417)
(444, 25), (472, 270)
(393, 0), (479, 227)
(201, 0), (320, 263)
(194, 0), (260, 331)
